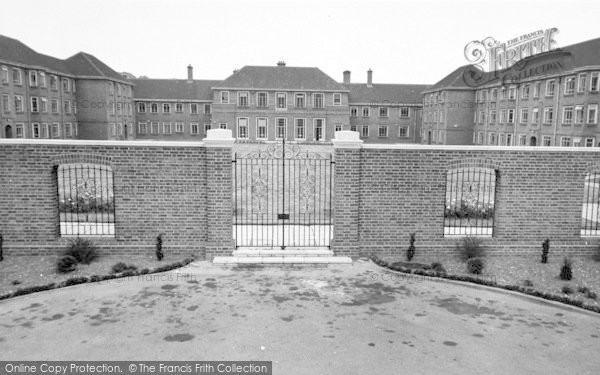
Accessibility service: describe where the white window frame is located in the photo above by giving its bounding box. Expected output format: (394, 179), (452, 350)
(294, 118), (306, 140)
(313, 93), (324, 109)
(378, 107), (388, 117)
(350, 106), (358, 117)
(221, 91), (230, 104)
(313, 118), (325, 141)
(577, 73), (587, 93)
(575, 105), (585, 124)
(15, 123), (24, 138)
(137, 122), (147, 134)
(562, 106), (574, 124)
(378, 125), (388, 137)
(138, 102), (146, 113)
(190, 122), (199, 135)
(175, 122), (184, 133)
(507, 109), (515, 123)
(543, 107), (554, 124)
(362, 107), (370, 117)
(29, 71), (38, 87)
(400, 107), (410, 118)
(561, 137), (572, 147)
(30, 97), (39, 113)
(361, 125), (369, 138)
(162, 103), (171, 113)
(276, 92), (287, 110)
(257, 92), (268, 108)
(219, 123), (227, 130)
(237, 117), (249, 139)
(175, 103), (184, 113)
(150, 121), (159, 134)
(295, 93), (306, 108)
(587, 104), (598, 124)
(163, 122), (172, 134)
(545, 79), (555, 97)
(32, 123), (40, 139)
(564, 76), (576, 95)
(591, 72), (599, 92)
(398, 126), (409, 138)
(204, 104), (211, 114)
(276, 118), (287, 140)
(333, 93), (342, 106)
(190, 103), (198, 114)
(150, 103), (158, 113)
(238, 91), (249, 107)
(256, 117), (268, 140)
(51, 123), (60, 139)
(542, 136), (552, 146)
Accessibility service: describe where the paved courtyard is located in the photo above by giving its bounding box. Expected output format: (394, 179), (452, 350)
(1, 260), (599, 374)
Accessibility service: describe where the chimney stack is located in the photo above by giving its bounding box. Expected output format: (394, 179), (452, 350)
(277, 61), (286, 67)
(343, 70), (351, 84)
(367, 69), (373, 87)
(187, 64), (193, 81)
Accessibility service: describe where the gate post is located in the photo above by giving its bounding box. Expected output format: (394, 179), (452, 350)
(203, 129), (236, 260)
(331, 131), (363, 258)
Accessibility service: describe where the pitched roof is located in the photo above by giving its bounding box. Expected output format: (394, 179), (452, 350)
(132, 79), (220, 100)
(0, 34), (126, 81)
(344, 83), (430, 104)
(426, 37), (600, 92)
(214, 65), (347, 91)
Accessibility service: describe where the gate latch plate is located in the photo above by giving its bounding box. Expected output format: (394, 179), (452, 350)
(278, 213), (290, 220)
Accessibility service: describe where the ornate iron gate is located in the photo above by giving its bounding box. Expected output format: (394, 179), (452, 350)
(233, 141), (334, 249)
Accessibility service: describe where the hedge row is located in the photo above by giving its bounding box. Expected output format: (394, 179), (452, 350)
(0, 258), (195, 302)
(370, 255), (600, 314)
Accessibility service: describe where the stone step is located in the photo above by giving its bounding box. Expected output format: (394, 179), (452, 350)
(213, 256), (352, 265)
(233, 247), (333, 257)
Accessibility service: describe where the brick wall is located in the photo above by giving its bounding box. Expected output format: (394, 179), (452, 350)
(333, 142), (600, 258)
(0, 139), (232, 260)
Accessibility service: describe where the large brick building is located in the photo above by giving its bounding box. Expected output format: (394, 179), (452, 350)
(0, 35), (426, 143)
(422, 37), (600, 147)
(0, 35), (135, 141)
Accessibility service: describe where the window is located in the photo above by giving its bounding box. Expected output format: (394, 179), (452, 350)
(519, 134), (527, 146)
(500, 87), (507, 100)
(588, 104), (598, 124)
(39, 72), (46, 88)
(533, 82), (540, 98)
(314, 118), (324, 141)
(138, 102), (146, 113)
(575, 105), (585, 124)
(205, 123), (213, 133)
(350, 107), (358, 117)
(276, 92), (287, 109)
(362, 107), (370, 117)
(561, 137), (572, 147)
(221, 91), (229, 104)
(110, 123), (116, 136)
(333, 93), (342, 106)
(478, 111), (485, 124)
(477, 132), (484, 144)
(151, 122), (159, 134)
(276, 118), (287, 139)
(489, 110), (497, 124)
(137, 122), (147, 134)
(508, 86), (516, 100)
(150, 103), (158, 113)
(543, 107), (554, 124)
(440, 111), (445, 123)
(499, 109), (506, 123)
(542, 136), (552, 146)
(400, 107), (409, 118)
(399, 126), (408, 137)
(30, 97), (39, 113)
(175, 122), (184, 133)
(15, 123), (24, 138)
(162, 103), (171, 113)
(506, 133), (512, 146)
(519, 108), (528, 124)
(350, 125), (357, 132)
(40, 123), (49, 138)
(532, 108), (539, 124)
(51, 123), (60, 138)
(1, 66), (8, 84)
(361, 125), (369, 138)
(237, 118), (249, 139)
(57, 163), (115, 236)
(190, 123), (199, 135)
(313, 93), (324, 108)
(204, 104), (211, 114)
(190, 103), (198, 114)
(163, 122), (172, 134)
(14, 95), (23, 113)
(294, 118), (305, 140)
(32, 123), (40, 138)
(29, 71), (38, 87)
(116, 84), (121, 96)
(175, 103), (183, 113)
(13, 69), (22, 85)
(295, 93), (306, 108)
(62, 78), (70, 92)
(257, 118), (268, 139)
(582, 170), (600, 236)
(379, 107), (388, 117)
(565, 76), (575, 95)
(38, 97), (47, 113)
(488, 132), (496, 145)
(444, 167), (497, 237)
(378, 125), (388, 137)
(335, 124), (342, 132)
(585, 138), (595, 147)
(546, 80), (555, 96)
(562, 106), (574, 124)
(51, 99), (59, 114)
(2, 94), (9, 112)
(578, 73), (587, 93)
(238, 91), (249, 107)
(521, 84), (530, 99)
(64, 100), (71, 114)
(591, 72), (599, 92)
(50, 75), (58, 90)
(507, 109), (515, 123)
(219, 123), (227, 130)
(491, 88), (498, 100)
(257, 92), (268, 107)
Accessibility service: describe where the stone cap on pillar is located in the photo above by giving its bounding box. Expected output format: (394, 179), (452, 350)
(331, 130), (363, 149)
(203, 129), (235, 148)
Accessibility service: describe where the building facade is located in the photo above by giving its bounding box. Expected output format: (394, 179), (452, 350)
(422, 37), (600, 147)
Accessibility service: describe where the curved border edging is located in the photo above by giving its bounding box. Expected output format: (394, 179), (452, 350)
(369, 256), (600, 316)
(0, 257), (195, 302)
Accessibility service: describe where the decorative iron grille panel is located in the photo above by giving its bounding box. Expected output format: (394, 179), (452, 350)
(444, 167), (497, 237)
(56, 163), (115, 236)
(582, 172), (600, 236)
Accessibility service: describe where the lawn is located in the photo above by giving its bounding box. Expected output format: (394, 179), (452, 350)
(0, 254), (188, 297)
(380, 253), (600, 309)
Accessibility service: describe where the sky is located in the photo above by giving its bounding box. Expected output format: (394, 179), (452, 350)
(2, 0), (599, 85)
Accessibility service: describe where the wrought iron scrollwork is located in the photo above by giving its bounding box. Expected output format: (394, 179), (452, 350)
(242, 143), (326, 160)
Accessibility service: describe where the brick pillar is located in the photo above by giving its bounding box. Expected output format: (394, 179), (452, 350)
(203, 129), (235, 260)
(331, 131), (363, 258)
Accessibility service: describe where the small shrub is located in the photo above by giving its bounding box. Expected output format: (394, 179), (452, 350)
(541, 239), (549, 263)
(57, 255), (78, 273)
(406, 233), (416, 261)
(431, 262), (446, 274)
(577, 286), (589, 294)
(466, 257), (485, 274)
(139, 268), (150, 275)
(559, 257), (573, 281)
(156, 234), (164, 261)
(523, 279), (533, 287)
(11, 280), (21, 286)
(65, 238), (98, 265)
(458, 236), (485, 260)
(63, 276), (89, 287)
(111, 262), (138, 274)
(587, 290), (597, 300)
(562, 285), (573, 294)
